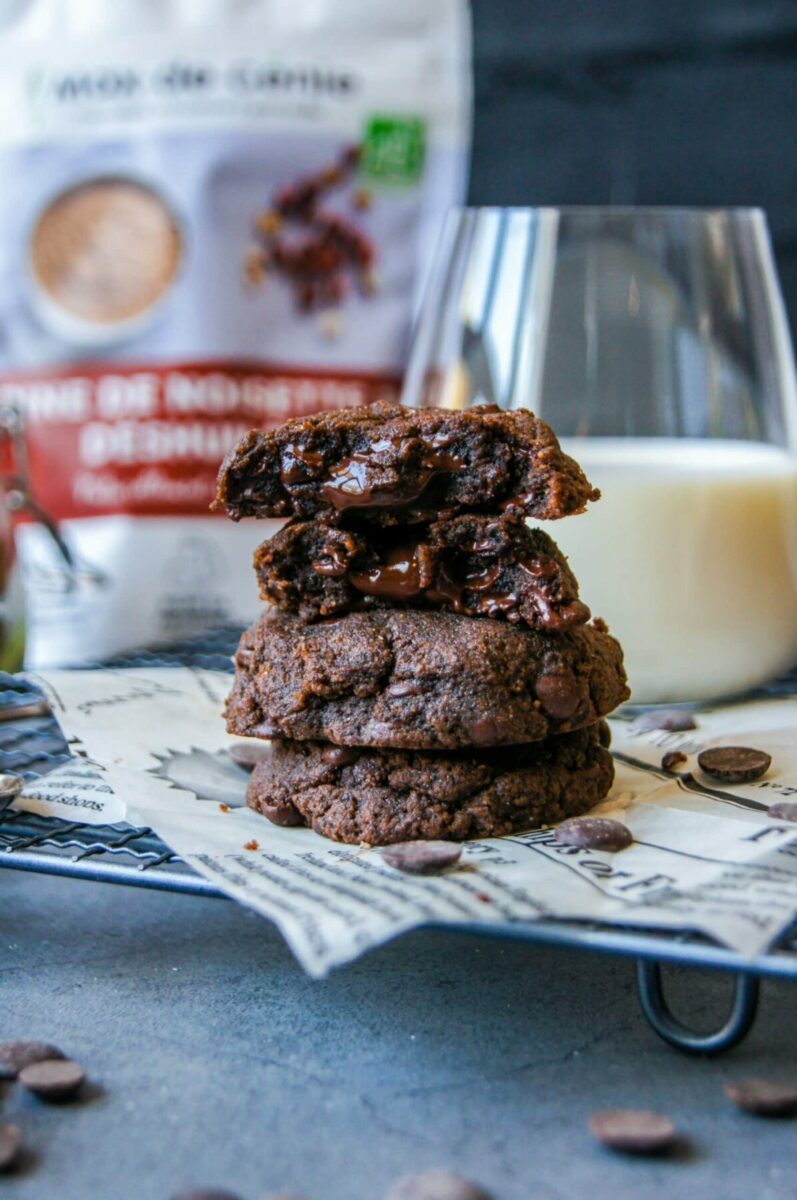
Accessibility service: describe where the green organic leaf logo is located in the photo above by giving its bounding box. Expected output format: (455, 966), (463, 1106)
(361, 115), (426, 185)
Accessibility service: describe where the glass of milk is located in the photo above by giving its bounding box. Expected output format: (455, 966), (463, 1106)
(404, 207), (797, 703)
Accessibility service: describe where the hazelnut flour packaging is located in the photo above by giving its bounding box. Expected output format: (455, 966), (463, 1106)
(0, 0), (471, 666)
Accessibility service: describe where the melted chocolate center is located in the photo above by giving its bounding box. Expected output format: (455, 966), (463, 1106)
(319, 438), (463, 512)
(280, 446), (326, 485)
(344, 537), (588, 631)
(349, 545), (425, 599)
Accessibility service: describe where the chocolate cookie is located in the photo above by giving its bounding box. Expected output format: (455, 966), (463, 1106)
(254, 514), (590, 631)
(246, 722), (613, 844)
(226, 608), (629, 750)
(213, 401), (599, 524)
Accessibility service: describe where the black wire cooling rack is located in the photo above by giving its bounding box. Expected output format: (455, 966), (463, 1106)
(0, 627), (240, 893)
(2, 627), (797, 1055)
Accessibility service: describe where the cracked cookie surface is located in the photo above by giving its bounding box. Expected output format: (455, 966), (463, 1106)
(254, 514), (591, 631)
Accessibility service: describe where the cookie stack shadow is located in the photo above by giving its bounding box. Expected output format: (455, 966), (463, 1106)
(215, 401), (630, 845)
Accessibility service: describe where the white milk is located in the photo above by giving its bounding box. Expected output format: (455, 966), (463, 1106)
(540, 438), (797, 704)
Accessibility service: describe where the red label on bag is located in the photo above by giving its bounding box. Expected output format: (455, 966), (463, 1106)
(0, 360), (401, 519)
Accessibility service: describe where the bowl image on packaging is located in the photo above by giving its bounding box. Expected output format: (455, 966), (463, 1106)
(27, 175), (183, 347)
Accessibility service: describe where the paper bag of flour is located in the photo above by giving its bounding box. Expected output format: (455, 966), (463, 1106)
(0, 0), (471, 665)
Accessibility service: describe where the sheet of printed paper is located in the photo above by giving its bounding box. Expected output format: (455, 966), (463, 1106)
(16, 668), (797, 977)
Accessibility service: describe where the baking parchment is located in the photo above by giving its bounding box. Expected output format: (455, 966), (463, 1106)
(17, 667), (797, 977)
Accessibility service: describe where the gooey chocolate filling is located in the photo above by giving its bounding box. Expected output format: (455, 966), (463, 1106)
(284, 434), (467, 513)
(334, 536), (589, 632)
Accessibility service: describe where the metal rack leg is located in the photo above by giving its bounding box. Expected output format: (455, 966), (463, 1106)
(636, 959), (760, 1055)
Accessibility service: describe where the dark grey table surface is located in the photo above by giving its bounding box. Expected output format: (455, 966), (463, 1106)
(2, 867), (796, 1200)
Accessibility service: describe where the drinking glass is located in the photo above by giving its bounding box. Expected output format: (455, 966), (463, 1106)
(402, 207), (797, 703)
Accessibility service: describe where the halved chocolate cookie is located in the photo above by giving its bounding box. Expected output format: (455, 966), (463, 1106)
(254, 514), (590, 632)
(214, 401), (599, 525)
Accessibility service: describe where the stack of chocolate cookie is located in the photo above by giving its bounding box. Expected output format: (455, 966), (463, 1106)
(215, 402), (629, 845)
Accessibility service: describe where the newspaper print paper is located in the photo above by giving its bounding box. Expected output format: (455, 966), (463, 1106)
(17, 668), (797, 977)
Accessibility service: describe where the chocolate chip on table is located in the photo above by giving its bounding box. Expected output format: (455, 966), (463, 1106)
(170, 1191), (244, 1200)
(589, 1109), (677, 1155)
(228, 742), (271, 772)
(555, 817), (632, 852)
(769, 801), (797, 823)
(18, 1058), (85, 1102)
(634, 709), (697, 733)
(661, 750), (688, 772)
(697, 746), (772, 783)
(725, 1078), (797, 1116)
(0, 1040), (64, 1080)
(0, 1125), (23, 1173)
(381, 842), (463, 875)
(386, 1169), (493, 1200)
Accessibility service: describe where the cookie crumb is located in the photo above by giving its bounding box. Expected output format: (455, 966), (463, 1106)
(661, 750), (687, 772)
(218, 803), (230, 813)
(244, 839), (259, 851)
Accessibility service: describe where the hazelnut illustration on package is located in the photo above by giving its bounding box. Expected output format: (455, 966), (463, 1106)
(0, 0), (471, 666)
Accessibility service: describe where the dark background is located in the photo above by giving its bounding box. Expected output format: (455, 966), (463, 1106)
(468, 0), (797, 334)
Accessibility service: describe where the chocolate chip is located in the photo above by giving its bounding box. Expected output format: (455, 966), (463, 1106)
(555, 817), (632, 852)
(260, 1195), (310, 1200)
(697, 746), (771, 783)
(170, 1191), (244, 1200)
(589, 1109), (677, 1154)
(535, 672), (580, 719)
(381, 842), (463, 875)
(0, 1040), (64, 1080)
(259, 800), (304, 827)
(385, 1169), (493, 1200)
(228, 742), (270, 772)
(769, 802), (797, 823)
(321, 745), (360, 767)
(18, 1058), (85, 1102)
(468, 716), (500, 746)
(634, 709), (697, 732)
(0, 1125), (22, 1173)
(661, 750), (688, 772)
(725, 1078), (797, 1116)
